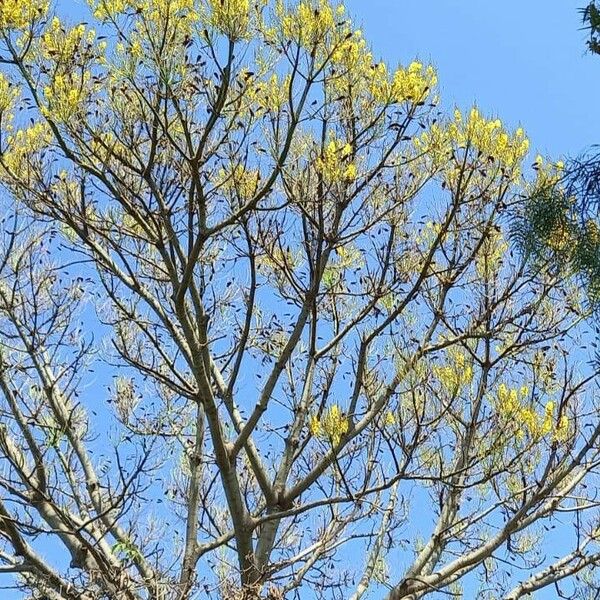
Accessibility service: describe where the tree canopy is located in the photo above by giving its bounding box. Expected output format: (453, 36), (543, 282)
(0, 1), (599, 599)
(517, 3), (600, 307)
(582, 1), (600, 54)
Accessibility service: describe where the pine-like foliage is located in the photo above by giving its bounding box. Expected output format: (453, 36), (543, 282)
(515, 152), (600, 305)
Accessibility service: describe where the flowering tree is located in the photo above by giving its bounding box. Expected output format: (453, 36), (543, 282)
(0, 1), (599, 599)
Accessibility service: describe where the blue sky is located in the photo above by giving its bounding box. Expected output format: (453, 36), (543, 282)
(347, 0), (600, 159)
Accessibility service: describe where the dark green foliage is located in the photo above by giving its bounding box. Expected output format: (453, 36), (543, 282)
(581, 2), (600, 54)
(517, 183), (573, 261)
(515, 167), (600, 307)
(573, 220), (600, 302)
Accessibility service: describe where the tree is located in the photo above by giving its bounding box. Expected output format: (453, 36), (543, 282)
(517, 3), (600, 308)
(582, 1), (600, 54)
(0, 1), (599, 599)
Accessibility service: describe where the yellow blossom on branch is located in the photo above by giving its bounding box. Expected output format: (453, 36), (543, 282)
(89, 0), (131, 19)
(42, 19), (83, 59)
(433, 348), (473, 392)
(316, 139), (357, 184)
(0, 0), (49, 30)
(0, 121), (53, 181)
(0, 73), (19, 115)
(310, 405), (348, 445)
(384, 411), (396, 426)
(282, 0), (339, 48)
(448, 107), (529, 172)
(389, 62), (437, 104)
(208, 0), (250, 39)
(495, 384), (569, 442)
(413, 123), (452, 169)
(256, 73), (290, 113)
(43, 71), (91, 122)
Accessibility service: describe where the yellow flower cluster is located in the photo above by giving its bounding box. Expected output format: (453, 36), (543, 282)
(329, 27), (436, 107)
(0, 73), (19, 115)
(335, 244), (362, 268)
(413, 123), (451, 169)
(449, 108), (529, 170)
(256, 73), (290, 113)
(533, 154), (564, 187)
(0, 0), (48, 30)
(208, 0), (250, 39)
(384, 410), (396, 426)
(328, 27), (388, 104)
(87, 130), (127, 165)
(38, 19), (102, 122)
(310, 405), (349, 445)
(91, 0), (198, 32)
(41, 18), (96, 62)
(496, 384), (569, 442)
(43, 71), (91, 122)
(217, 164), (260, 200)
(475, 228), (508, 278)
(388, 62), (437, 104)
(433, 348), (473, 392)
(282, 0), (343, 47)
(316, 139), (357, 184)
(331, 26), (367, 67)
(90, 0), (130, 19)
(238, 72), (291, 115)
(0, 121), (52, 179)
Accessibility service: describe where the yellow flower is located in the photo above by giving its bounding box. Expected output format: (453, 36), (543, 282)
(335, 244), (362, 269)
(448, 107), (529, 173)
(0, 73), (19, 115)
(0, 0), (49, 30)
(310, 405), (349, 445)
(91, 0), (198, 36)
(0, 121), (53, 181)
(497, 383), (520, 414)
(390, 62), (437, 104)
(43, 71), (91, 122)
(90, 0), (130, 19)
(540, 401), (555, 436)
(384, 411), (396, 427)
(250, 73), (290, 113)
(282, 0), (337, 47)
(208, 0), (250, 39)
(413, 123), (451, 169)
(495, 384), (569, 443)
(216, 164), (260, 200)
(433, 348), (473, 392)
(316, 139), (357, 184)
(554, 414), (570, 442)
(41, 18), (94, 62)
(309, 414), (322, 437)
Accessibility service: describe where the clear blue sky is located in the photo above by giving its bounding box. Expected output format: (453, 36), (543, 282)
(347, 0), (600, 159)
